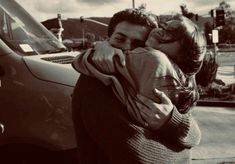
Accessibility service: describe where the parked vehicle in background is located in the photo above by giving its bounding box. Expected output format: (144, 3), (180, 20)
(0, 0), (79, 161)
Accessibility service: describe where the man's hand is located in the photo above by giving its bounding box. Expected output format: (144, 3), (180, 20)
(136, 89), (174, 130)
(92, 41), (126, 73)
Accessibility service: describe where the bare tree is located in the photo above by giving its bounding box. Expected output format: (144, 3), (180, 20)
(137, 3), (147, 11)
(217, 1), (232, 18)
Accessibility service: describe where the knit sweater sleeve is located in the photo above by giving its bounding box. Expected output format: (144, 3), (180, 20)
(158, 106), (201, 148)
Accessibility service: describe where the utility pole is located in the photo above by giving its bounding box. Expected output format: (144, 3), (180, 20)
(132, 0), (135, 8)
(57, 13), (64, 43)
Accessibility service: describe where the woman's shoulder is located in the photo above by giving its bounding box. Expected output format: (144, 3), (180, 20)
(129, 47), (169, 61)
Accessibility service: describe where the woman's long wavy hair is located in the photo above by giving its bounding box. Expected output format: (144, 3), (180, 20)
(156, 15), (207, 111)
(158, 14), (207, 76)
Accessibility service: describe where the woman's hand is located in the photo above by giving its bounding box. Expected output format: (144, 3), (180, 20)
(92, 41), (126, 73)
(137, 89), (174, 130)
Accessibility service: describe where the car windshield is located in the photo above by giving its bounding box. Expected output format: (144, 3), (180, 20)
(0, 0), (66, 55)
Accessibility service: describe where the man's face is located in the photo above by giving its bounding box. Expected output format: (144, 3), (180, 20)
(109, 21), (150, 51)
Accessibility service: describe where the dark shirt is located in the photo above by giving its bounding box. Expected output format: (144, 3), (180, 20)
(72, 74), (201, 164)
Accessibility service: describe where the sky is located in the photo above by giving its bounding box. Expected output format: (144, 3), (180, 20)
(15, 0), (235, 22)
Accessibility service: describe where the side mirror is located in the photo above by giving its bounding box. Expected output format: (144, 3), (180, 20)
(0, 38), (13, 56)
(0, 123), (4, 134)
(0, 65), (5, 76)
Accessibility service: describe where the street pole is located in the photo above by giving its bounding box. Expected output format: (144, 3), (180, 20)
(211, 9), (218, 61)
(132, 0), (135, 8)
(212, 29), (219, 65)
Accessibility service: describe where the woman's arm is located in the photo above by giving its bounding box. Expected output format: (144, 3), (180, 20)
(92, 40), (126, 73)
(160, 106), (201, 148)
(136, 90), (201, 148)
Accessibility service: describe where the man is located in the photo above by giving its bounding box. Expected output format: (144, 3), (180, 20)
(72, 8), (201, 164)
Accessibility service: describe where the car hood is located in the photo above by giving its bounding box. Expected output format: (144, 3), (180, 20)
(23, 51), (80, 87)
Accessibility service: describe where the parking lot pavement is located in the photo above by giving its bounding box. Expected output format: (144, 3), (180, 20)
(191, 106), (235, 164)
(0, 145), (78, 164)
(2, 106), (234, 164)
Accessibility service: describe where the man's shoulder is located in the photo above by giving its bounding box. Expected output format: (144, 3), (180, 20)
(77, 74), (100, 86)
(75, 74), (109, 91)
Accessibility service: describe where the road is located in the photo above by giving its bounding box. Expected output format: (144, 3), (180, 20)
(216, 51), (235, 84)
(191, 106), (235, 164)
(217, 51), (235, 67)
(1, 105), (234, 164)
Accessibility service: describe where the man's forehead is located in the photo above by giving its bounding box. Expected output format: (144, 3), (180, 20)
(114, 21), (150, 41)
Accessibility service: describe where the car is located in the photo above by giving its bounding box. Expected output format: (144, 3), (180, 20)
(0, 0), (79, 160)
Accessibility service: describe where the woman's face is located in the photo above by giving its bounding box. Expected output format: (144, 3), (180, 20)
(145, 26), (182, 59)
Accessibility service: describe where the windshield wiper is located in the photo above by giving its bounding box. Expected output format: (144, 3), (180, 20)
(44, 47), (68, 54)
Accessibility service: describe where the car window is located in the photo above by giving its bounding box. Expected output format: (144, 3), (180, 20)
(0, 1), (66, 56)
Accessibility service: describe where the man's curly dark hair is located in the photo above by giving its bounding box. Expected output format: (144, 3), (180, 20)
(108, 8), (158, 37)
